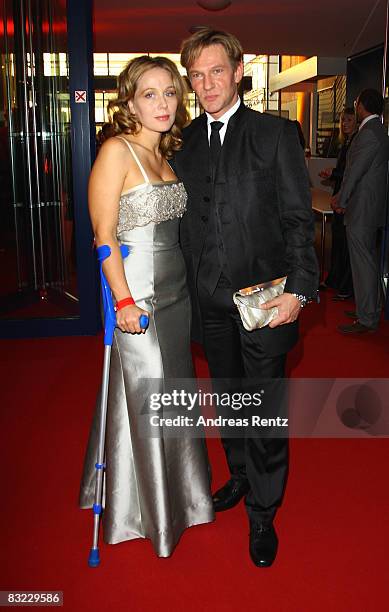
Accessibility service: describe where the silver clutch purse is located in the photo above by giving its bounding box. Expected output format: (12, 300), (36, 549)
(233, 277), (287, 331)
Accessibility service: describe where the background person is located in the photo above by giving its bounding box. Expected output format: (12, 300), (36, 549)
(319, 107), (357, 300)
(332, 89), (389, 334)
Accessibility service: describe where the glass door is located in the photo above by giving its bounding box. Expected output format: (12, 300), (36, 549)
(0, 0), (100, 337)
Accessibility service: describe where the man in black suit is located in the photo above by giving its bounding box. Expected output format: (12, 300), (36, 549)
(175, 28), (318, 567)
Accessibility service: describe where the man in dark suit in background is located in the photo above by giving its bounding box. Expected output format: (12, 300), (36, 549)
(175, 28), (318, 567)
(332, 89), (389, 334)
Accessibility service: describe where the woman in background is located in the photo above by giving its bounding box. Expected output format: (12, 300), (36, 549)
(319, 107), (357, 300)
(79, 56), (214, 557)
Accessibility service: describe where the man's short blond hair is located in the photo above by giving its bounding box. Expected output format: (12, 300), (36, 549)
(181, 27), (243, 71)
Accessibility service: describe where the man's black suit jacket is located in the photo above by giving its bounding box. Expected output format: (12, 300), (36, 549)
(175, 103), (319, 356)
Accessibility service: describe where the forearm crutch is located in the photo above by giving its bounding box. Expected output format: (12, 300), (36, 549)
(88, 244), (149, 568)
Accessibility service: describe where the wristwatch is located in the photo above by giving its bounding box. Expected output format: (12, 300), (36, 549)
(291, 293), (308, 308)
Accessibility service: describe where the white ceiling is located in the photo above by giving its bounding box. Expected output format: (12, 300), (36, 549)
(93, 0), (387, 57)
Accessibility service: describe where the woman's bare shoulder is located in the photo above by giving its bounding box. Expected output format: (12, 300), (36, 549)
(98, 135), (131, 155)
(94, 136), (135, 173)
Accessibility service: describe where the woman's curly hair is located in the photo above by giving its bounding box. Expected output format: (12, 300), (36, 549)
(100, 56), (190, 158)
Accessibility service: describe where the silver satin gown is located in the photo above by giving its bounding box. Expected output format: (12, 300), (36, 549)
(79, 140), (214, 557)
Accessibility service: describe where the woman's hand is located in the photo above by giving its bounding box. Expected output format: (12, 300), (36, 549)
(116, 304), (149, 334)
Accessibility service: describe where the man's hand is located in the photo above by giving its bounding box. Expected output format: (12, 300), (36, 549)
(330, 194), (339, 210)
(319, 167), (333, 179)
(330, 194), (345, 214)
(260, 293), (301, 328)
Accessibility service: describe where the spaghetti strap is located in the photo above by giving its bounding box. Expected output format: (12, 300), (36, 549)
(117, 136), (150, 184)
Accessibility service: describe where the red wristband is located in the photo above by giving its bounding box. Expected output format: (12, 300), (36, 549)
(115, 297), (135, 311)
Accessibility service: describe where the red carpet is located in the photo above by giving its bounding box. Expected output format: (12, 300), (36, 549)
(1, 290), (388, 611)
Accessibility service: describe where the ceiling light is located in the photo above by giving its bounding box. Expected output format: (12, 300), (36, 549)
(196, 0), (232, 11)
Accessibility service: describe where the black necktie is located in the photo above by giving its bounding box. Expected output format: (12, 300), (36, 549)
(210, 121), (223, 168)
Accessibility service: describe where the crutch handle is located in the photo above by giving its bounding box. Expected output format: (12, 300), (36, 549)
(139, 314), (149, 329)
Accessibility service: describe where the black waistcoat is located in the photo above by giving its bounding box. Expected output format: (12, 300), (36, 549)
(197, 140), (231, 293)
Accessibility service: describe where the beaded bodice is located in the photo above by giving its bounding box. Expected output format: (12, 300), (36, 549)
(114, 136), (187, 236)
(117, 180), (187, 235)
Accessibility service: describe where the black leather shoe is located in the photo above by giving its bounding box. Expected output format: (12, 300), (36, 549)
(338, 321), (377, 335)
(332, 293), (353, 302)
(249, 522), (278, 567)
(212, 477), (250, 512)
(344, 310), (357, 319)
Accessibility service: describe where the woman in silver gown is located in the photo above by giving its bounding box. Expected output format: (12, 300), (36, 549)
(79, 56), (214, 557)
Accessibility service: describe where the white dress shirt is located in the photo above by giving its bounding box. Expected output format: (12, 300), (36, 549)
(206, 97), (241, 145)
(359, 114), (380, 130)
